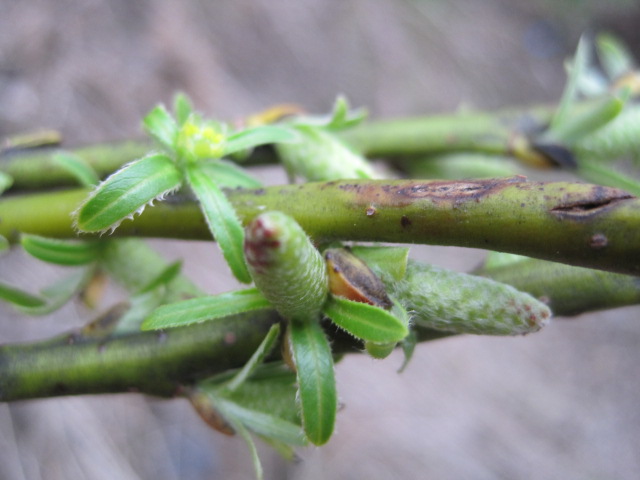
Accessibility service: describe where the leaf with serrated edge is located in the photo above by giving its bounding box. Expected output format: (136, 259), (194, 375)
(224, 125), (298, 156)
(21, 234), (102, 266)
(142, 105), (178, 150)
(186, 164), (251, 283)
(52, 152), (100, 187)
(141, 288), (270, 330)
(323, 295), (409, 343)
(75, 154), (182, 233)
(289, 319), (336, 446)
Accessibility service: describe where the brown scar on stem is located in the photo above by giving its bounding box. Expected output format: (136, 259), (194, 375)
(338, 176), (526, 207)
(550, 187), (635, 219)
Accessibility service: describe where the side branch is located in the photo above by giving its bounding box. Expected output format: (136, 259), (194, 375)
(0, 177), (638, 274)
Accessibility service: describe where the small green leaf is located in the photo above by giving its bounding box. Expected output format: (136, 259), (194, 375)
(141, 288), (270, 330)
(288, 319), (336, 446)
(398, 329), (418, 373)
(75, 154), (182, 233)
(138, 260), (182, 294)
(186, 164), (251, 283)
(546, 94), (625, 144)
(326, 95), (367, 130)
(143, 105), (179, 151)
(226, 324), (281, 392)
(21, 234), (102, 266)
(173, 92), (194, 126)
(224, 125), (298, 156)
(52, 152), (100, 187)
(578, 159), (640, 196)
(199, 160), (263, 189)
(323, 295), (409, 343)
(597, 33), (635, 80)
(0, 171), (13, 195)
(364, 340), (396, 359)
(19, 268), (93, 315)
(350, 246), (410, 281)
(550, 36), (590, 133)
(216, 397), (306, 447)
(0, 282), (47, 308)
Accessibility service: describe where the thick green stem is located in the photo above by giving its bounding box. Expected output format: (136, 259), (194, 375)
(0, 311), (279, 401)
(474, 258), (640, 316)
(1, 178), (638, 274)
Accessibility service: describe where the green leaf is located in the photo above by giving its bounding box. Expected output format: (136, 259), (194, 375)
(0, 282), (47, 308)
(550, 36), (590, 133)
(288, 320), (336, 446)
(52, 152), (100, 187)
(224, 125), (298, 156)
(186, 164), (251, 283)
(0, 171), (13, 195)
(398, 329), (418, 373)
(21, 234), (103, 266)
(75, 154), (182, 233)
(227, 419), (264, 480)
(138, 260), (182, 294)
(323, 295), (409, 343)
(173, 92), (194, 126)
(225, 324), (281, 392)
(142, 105), (179, 150)
(326, 95), (367, 130)
(597, 33), (635, 80)
(19, 268), (93, 315)
(141, 288), (270, 330)
(199, 160), (263, 189)
(578, 159), (640, 196)
(216, 397), (306, 447)
(0, 268), (93, 314)
(350, 246), (410, 281)
(546, 94), (625, 144)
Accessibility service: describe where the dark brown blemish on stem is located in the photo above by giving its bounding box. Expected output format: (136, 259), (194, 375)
(550, 186), (634, 220)
(401, 215), (412, 228)
(337, 177), (526, 208)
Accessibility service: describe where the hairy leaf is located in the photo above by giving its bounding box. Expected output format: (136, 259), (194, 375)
(141, 288), (270, 330)
(142, 105), (179, 151)
(186, 164), (251, 283)
(288, 320), (336, 446)
(323, 295), (409, 343)
(75, 154), (182, 233)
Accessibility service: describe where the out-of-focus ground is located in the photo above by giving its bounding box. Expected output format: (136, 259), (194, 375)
(1, 1), (640, 479)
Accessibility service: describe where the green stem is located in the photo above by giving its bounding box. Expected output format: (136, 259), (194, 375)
(474, 258), (640, 316)
(1, 178), (639, 274)
(0, 107), (554, 191)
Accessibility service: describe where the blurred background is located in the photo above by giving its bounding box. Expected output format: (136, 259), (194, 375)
(1, 0), (640, 479)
